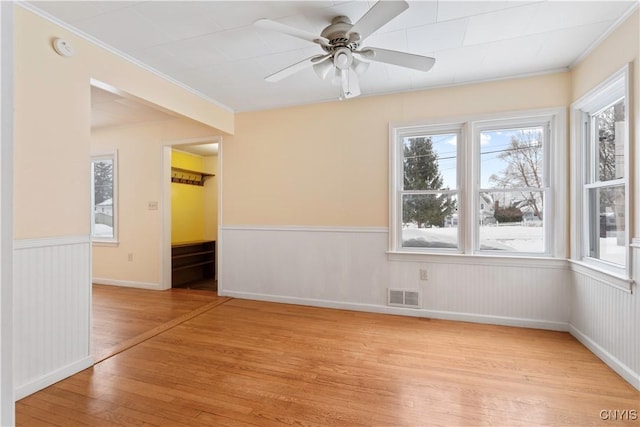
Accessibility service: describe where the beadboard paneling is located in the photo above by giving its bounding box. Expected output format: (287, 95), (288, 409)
(569, 246), (640, 390)
(13, 236), (92, 399)
(219, 227), (570, 330)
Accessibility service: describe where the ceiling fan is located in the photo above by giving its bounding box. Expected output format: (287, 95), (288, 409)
(254, 0), (435, 100)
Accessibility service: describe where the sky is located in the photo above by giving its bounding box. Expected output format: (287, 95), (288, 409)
(424, 127), (543, 190)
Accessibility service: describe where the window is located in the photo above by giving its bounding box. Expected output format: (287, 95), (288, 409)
(571, 66), (629, 275)
(476, 122), (549, 254)
(392, 125), (461, 251)
(91, 151), (117, 242)
(390, 109), (564, 257)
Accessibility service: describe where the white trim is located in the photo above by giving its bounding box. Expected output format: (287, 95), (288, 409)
(569, 325), (640, 391)
(92, 278), (162, 291)
(161, 135), (223, 290)
(631, 238), (640, 248)
(91, 241), (119, 248)
(389, 107), (566, 258)
(568, 2), (640, 69)
(14, 235), (90, 250)
(216, 138), (223, 282)
(14, 356), (93, 401)
(162, 136), (222, 147)
(17, 2), (234, 114)
(570, 65), (630, 275)
(0, 2), (13, 423)
(387, 251), (568, 270)
(91, 150), (118, 244)
(221, 225), (388, 234)
(568, 260), (634, 293)
(219, 290), (569, 332)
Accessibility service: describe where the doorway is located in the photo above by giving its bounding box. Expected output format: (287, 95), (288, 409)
(164, 140), (220, 291)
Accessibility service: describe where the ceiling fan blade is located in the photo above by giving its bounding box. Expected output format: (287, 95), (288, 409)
(265, 54), (328, 82)
(340, 68), (361, 99)
(346, 0), (409, 42)
(254, 19), (329, 46)
(313, 56), (333, 80)
(358, 47), (435, 72)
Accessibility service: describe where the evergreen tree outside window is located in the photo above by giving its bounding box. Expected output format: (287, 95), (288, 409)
(397, 129), (460, 250)
(390, 108), (564, 256)
(91, 152), (117, 242)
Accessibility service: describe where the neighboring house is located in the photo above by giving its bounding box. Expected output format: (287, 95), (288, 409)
(94, 198), (113, 228)
(478, 193), (496, 225)
(95, 198), (112, 215)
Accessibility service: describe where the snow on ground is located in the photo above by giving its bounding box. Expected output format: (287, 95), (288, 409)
(403, 224), (626, 259)
(94, 224), (113, 238)
(599, 236), (626, 265)
(403, 224), (543, 252)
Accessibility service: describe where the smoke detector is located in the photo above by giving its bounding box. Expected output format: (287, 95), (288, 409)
(52, 38), (74, 57)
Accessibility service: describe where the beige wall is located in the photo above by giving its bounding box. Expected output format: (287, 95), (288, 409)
(13, 6), (233, 239)
(92, 119), (217, 285)
(222, 72), (571, 227)
(571, 9), (639, 232)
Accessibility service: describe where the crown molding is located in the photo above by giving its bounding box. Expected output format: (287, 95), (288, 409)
(17, 1), (235, 113)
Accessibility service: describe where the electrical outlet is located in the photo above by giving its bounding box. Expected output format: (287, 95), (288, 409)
(419, 269), (428, 281)
(127, 253), (133, 262)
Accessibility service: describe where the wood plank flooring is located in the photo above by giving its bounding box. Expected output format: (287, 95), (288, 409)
(91, 284), (227, 362)
(17, 292), (640, 426)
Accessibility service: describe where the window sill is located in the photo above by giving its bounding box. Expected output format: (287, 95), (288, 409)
(568, 259), (633, 293)
(92, 240), (119, 247)
(387, 251), (568, 269)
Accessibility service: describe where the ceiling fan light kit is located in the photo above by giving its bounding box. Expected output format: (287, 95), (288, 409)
(254, 0), (435, 100)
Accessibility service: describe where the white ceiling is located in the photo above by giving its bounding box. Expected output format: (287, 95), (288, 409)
(28, 1), (638, 112)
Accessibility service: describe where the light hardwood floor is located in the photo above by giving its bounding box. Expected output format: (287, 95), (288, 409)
(17, 288), (640, 426)
(91, 284), (228, 362)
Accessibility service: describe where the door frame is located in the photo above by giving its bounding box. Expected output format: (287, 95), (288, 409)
(161, 137), (221, 290)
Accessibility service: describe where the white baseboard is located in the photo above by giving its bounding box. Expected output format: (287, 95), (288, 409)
(219, 290), (569, 332)
(15, 356), (93, 401)
(92, 278), (161, 290)
(569, 324), (640, 391)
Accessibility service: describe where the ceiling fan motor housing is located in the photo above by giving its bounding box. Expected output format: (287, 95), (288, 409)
(320, 16), (360, 53)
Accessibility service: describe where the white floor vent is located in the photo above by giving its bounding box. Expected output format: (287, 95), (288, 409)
(387, 289), (421, 308)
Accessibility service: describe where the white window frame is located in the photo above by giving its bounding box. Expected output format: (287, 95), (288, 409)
(389, 108), (566, 260)
(570, 65), (630, 282)
(472, 116), (553, 256)
(389, 122), (464, 253)
(91, 149), (118, 244)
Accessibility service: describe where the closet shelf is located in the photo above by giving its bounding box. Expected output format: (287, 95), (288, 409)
(171, 167), (215, 186)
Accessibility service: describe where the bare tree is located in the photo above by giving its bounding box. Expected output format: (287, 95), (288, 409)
(489, 129), (543, 219)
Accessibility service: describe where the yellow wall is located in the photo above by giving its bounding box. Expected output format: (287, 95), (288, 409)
(91, 119), (217, 284)
(203, 156), (218, 241)
(171, 150), (208, 243)
(13, 6), (233, 239)
(222, 72), (571, 227)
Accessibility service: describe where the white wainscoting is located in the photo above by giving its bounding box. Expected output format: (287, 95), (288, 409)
(569, 242), (640, 390)
(219, 226), (570, 331)
(13, 235), (92, 400)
